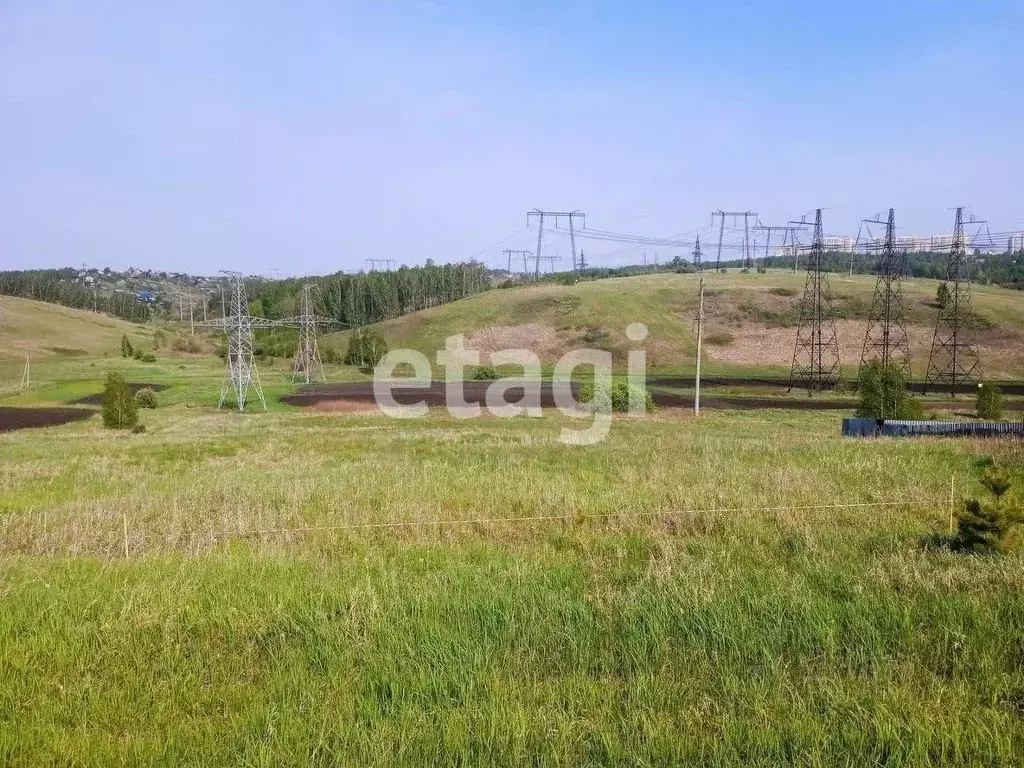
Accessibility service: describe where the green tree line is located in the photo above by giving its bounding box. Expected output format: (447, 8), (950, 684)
(0, 270), (151, 322)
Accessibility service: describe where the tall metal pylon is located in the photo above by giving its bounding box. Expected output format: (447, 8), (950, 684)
(712, 210), (757, 271)
(858, 208), (911, 379)
(286, 283), (347, 384)
(527, 209), (585, 275)
(789, 209), (842, 393)
(924, 207), (982, 397)
(293, 284), (325, 385)
(218, 271), (266, 411)
(692, 235), (703, 271)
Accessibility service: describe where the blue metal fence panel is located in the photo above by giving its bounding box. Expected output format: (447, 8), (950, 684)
(844, 418), (1024, 438)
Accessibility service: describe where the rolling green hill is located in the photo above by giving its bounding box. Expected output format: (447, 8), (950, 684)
(325, 270), (1024, 378)
(0, 295), (154, 362)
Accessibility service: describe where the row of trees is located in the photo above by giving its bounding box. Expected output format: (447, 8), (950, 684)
(243, 262), (491, 326)
(0, 270), (152, 322)
(0, 261), (492, 327)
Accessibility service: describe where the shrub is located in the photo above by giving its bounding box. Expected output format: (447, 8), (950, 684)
(130, 424), (147, 435)
(141, 353), (156, 363)
(769, 287), (797, 297)
(936, 283), (951, 309)
(101, 372), (138, 429)
(856, 361), (921, 420)
(132, 348), (144, 361)
(704, 331), (734, 346)
(120, 335), (134, 358)
(172, 337), (203, 354)
(952, 465), (1020, 554)
(153, 330), (166, 349)
(976, 382), (1004, 420)
(134, 388), (158, 409)
(344, 328), (388, 369)
(579, 379), (655, 413)
(472, 365), (501, 381)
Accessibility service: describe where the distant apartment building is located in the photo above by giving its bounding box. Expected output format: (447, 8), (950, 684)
(772, 236), (852, 258)
(1008, 233), (1024, 253)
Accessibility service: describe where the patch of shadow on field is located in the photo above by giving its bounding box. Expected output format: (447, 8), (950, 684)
(282, 380), (579, 408)
(72, 383), (170, 405)
(0, 407), (94, 433)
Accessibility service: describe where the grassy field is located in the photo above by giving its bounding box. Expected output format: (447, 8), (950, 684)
(2, 289), (1024, 765)
(322, 270), (1024, 379)
(2, 382), (1024, 764)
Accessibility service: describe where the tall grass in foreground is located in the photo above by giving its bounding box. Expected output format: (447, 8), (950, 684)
(0, 407), (1022, 764)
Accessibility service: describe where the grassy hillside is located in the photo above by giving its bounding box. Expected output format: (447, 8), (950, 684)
(325, 270), (1024, 378)
(0, 295), (153, 362)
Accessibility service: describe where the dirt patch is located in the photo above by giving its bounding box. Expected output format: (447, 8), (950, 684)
(0, 407), (94, 433)
(706, 320), (937, 367)
(308, 400), (381, 414)
(72, 383), (170, 405)
(283, 380), (578, 409)
(466, 325), (563, 358)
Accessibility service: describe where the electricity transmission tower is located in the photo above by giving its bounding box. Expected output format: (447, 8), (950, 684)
(527, 209), (585, 274)
(711, 210), (758, 271)
(365, 259), (396, 272)
(924, 207), (982, 397)
(789, 209), (841, 393)
(290, 284), (346, 384)
(858, 208), (911, 380)
(692, 235), (703, 271)
(196, 272), (282, 411)
(753, 224), (798, 270)
(503, 249), (533, 276)
(533, 254), (562, 274)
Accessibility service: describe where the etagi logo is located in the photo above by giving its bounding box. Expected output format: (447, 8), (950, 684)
(372, 323), (650, 446)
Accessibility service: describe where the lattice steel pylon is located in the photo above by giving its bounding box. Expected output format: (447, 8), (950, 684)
(290, 283), (343, 385)
(924, 207), (982, 397)
(692, 235), (703, 271)
(220, 272), (265, 411)
(858, 208), (911, 380)
(789, 209), (842, 393)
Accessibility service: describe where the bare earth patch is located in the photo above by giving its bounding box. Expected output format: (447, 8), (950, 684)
(467, 325), (563, 358)
(706, 319), (1024, 375)
(308, 400), (381, 414)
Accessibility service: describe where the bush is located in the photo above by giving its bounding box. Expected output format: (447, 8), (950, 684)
(856, 361), (921, 420)
(153, 330), (166, 349)
(120, 335), (134, 358)
(704, 331), (734, 346)
(130, 424), (146, 434)
(101, 372), (138, 429)
(134, 388), (158, 409)
(344, 328), (388, 369)
(141, 353), (156, 363)
(132, 348), (144, 360)
(976, 382), (1004, 420)
(579, 379), (655, 413)
(472, 365), (501, 381)
(769, 287), (797, 297)
(936, 283), (951, 309)
(172, 337), (203, 354)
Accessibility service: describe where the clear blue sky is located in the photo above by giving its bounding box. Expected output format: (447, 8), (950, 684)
(2, 1), (1022, 274)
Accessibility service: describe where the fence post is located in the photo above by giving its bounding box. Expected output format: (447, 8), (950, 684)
(123, 513), (129, 559)
(948, 474), (955, 534)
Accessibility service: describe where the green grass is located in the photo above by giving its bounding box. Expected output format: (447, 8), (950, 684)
(2, 291), (1024, 764)
(1, 389), (1023, 764)
(321, 270), (1024, 378)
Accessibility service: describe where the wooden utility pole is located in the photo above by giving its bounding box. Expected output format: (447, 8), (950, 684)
(694, 277), (705, 416)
